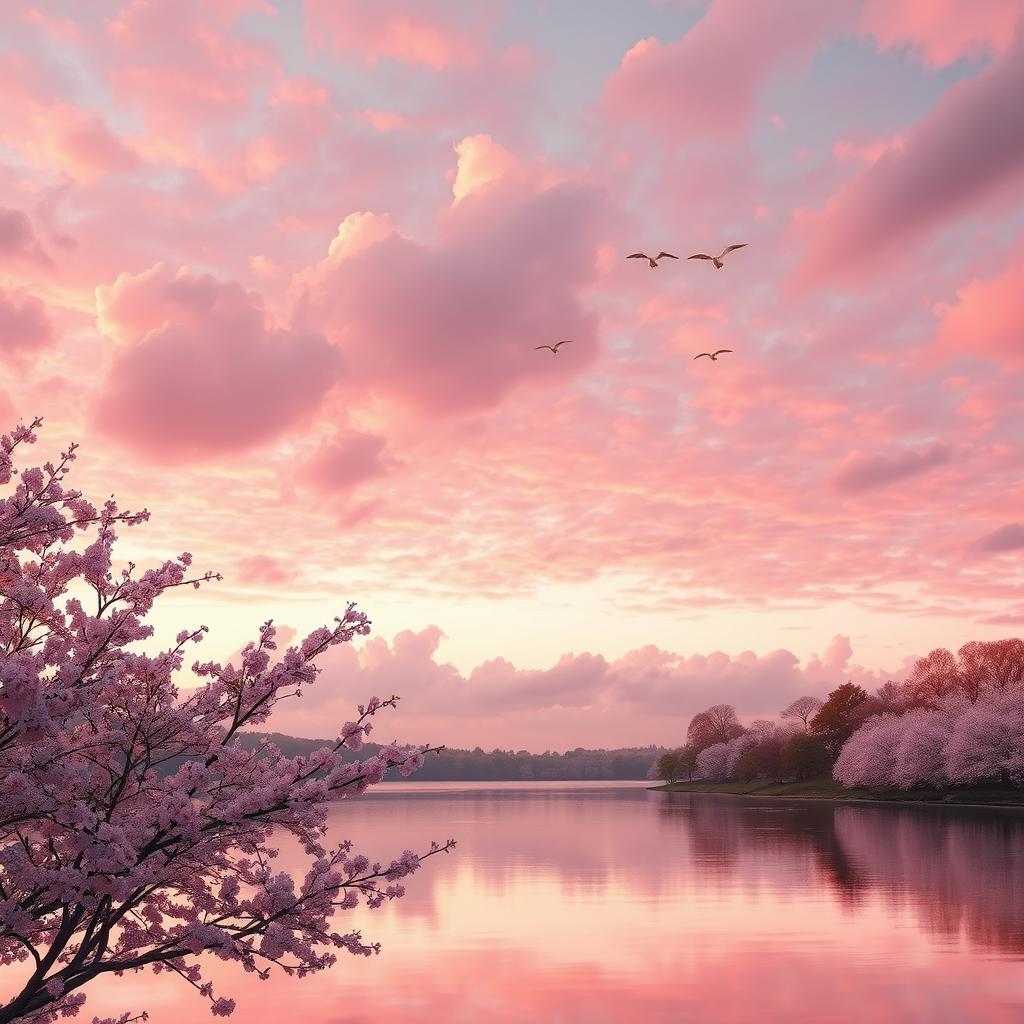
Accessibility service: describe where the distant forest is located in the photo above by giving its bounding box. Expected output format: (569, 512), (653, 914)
(237, 733), (667, 781)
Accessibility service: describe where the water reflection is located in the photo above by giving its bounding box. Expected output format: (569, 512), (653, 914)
(659, 793), (1024, 954)
(26, 784), (1024, 1024)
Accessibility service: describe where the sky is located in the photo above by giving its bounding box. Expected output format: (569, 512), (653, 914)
(2, 0), (1024, 751)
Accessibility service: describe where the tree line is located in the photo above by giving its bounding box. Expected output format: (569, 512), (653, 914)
(237, 734), (667, 781)
(651, 638), (1024, 790)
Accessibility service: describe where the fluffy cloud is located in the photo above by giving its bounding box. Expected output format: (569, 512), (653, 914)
(603, 0), (846, 139)
(832, 443), (951, 494)
(93, 264), (341, 460)
(294, 140), (604, 418)
(260, 626), (896, 748)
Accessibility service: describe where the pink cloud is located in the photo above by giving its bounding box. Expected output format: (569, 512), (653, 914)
(832, 443), (951, 494)
(304, 0), (493, 69)
(0, 208), (50, 266)
(294, 146), (605, 418)
(794, 28), (1024, 288)
(805, 634), (854, 676)
(973, 523), (1024, 555)
(935, 259), (1024, 369)
(603, 0), (847, 138)
(978, 612), (1024, 626)
(451, 134), (532, 202)
(860, 0), (1021, 69)
(101, 1), (291, 189)
(0, 56), (138, 183)
(105, 0), (274, 125)
(0, 289), (53, 363)
(303, 430), (391, 493)
(93, 264), (341, 461)
(261, 626), (897, 748)
(233, 555), (294, 586)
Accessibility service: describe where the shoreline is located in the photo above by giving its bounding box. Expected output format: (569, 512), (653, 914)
(648, 779), (1024, 809)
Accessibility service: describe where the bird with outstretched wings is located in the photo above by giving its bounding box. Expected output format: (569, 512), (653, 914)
(688, 244), (747, 269)
(627, 251), (679, 268)
(535, 340), (574, 354)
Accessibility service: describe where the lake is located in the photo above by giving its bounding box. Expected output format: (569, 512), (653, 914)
(64, 782), (1024, 1022)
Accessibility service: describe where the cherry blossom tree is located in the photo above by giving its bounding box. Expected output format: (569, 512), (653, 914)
(832, 714), (902, 789)
(830, 637), (1024, 791)
(834, 686), (1024, 791)
(0, 419), (454, 1024)
(944, 689), (1024, 786)
(695, 742), (730, 781)
(724, 733), (758, 777)
(891, 709), (953, 789)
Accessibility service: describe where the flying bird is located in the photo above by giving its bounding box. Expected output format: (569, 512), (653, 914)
(693, 349), (732, 361)
(535, 340), (574, 354)
(687, 244), (748, 269)
(627, 251), (679, 268)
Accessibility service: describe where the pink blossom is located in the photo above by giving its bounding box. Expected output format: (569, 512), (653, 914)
(695, 741), (730, 781)
(341, 721), (363, 750)
(0, 421), (454, 1024)
(834, 679), (1024, 790)
(833, 714), (902, 788)
(944, 689), (1024, 786)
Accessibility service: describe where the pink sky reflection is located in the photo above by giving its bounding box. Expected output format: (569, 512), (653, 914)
(11, 787), (1020, 1024)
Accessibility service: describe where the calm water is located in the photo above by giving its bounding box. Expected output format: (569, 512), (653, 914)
(58, 783), (1024, 1022)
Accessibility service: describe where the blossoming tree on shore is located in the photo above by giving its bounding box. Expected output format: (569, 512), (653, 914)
(0, 419), (453, 1024)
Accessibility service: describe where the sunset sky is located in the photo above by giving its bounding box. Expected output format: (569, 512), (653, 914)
(3, 0), (1023, 751)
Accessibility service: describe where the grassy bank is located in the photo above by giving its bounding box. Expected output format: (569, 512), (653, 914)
(650, 779), (1024, 806)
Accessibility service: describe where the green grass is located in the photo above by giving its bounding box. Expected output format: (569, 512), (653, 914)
(650, 779), (1024, 806)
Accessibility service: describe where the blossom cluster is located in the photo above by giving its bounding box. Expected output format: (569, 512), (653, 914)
(692, 721), (802, 782)
(834, 689), (1024, 789)
(0, 420), (454, 1024)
